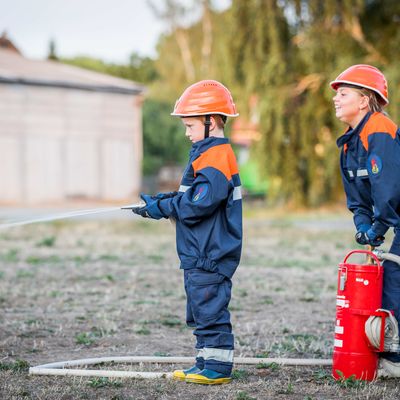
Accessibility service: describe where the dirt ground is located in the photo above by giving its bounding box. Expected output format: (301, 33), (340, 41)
(0, 207), (399, 400)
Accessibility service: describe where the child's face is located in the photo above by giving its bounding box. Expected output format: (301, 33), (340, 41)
(333, 86), (369, 127)
(181, 117), (205, 143)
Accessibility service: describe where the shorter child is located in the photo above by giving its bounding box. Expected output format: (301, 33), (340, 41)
(132, 80), (242, 384)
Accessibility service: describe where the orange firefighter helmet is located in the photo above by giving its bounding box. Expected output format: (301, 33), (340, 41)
(171, 80), (239, 117)
(330, 64), (388, 105)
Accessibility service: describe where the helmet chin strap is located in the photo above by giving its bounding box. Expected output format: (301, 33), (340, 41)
(204, 115), (211, 139)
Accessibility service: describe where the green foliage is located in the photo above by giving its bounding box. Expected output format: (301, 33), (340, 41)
(334, 370), (366, 388)
(153, 0), (400, 206)
(36, 236), (56, 247)
(142, 98), (190, 175)
(75, 327), (108, 346)
(135, 326), (151, 335)
(256, 362), (280, 371)
(75, 332), (96, 346)
(16, 270), (35, 279)
(60, 1), (400, 206)
(0, 359), (30, 372)
(236, 392), (256, 400)
(160, 315), (182, 327)
(232, 368), (250, 380)
(0, 249), (19, 262)
(87, 377), (123, 388)
(62, 52), (158, 84)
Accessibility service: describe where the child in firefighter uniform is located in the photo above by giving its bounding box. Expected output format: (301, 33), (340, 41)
(331, 64), (400, 377)
(132, 80), (242, 384)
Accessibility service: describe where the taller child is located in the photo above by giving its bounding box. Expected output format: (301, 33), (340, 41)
(331, 65), (400, 377)
(132, 80), (242, 384)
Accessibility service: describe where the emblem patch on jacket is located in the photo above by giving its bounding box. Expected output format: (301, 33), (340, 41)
(192, 184), (208, 202)
(367, 154), (382, 175)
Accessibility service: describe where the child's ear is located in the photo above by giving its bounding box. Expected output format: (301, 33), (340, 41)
(360, 95), (370, 111)
(209, 116), (217, 131)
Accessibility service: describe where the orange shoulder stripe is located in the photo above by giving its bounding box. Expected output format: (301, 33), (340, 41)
(359, 112), (397, 151)
(192, 143), (239, 181)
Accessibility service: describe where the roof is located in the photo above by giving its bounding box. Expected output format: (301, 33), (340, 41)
(0, 48), (145, 95)
(0, 32), (21, 54)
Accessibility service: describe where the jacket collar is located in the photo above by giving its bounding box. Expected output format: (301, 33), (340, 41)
(190, 137), (229, 156)
(336, 112), (371, 148)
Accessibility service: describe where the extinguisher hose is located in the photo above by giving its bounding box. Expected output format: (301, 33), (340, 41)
(365, 309), (400, 352)
(365, 251), (400, 352)
(372, 250), (400, 266)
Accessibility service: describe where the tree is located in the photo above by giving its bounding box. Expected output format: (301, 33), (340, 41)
(223, 0), (400, 206)
(47, 38), (58, 61)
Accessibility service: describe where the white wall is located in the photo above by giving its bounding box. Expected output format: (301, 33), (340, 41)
(0, 84), (142, 204)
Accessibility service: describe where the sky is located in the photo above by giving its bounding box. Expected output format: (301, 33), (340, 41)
(1, 0), (231, 63)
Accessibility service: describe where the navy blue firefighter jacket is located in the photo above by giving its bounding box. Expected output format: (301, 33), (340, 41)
(158, 137), (242, 278)
(337, 112), (400, 236)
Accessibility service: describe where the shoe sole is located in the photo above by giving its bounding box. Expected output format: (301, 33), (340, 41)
(378, 359), (400, 378)
(172, 371), (187, 381)
(173, 376), (186, 381)
(185, 376), (232, 385)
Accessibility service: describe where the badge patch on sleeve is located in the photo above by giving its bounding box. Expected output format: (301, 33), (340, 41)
(192, 184), (209, 202)
(367, 154), (382, 175)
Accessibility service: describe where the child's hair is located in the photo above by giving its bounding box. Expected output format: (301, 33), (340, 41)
(196, 114), (226, 130)
(340, 84), (384, 113)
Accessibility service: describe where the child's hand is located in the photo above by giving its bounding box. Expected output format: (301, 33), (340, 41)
(355, 229), (385, 247)
(131, 193), (166, 220)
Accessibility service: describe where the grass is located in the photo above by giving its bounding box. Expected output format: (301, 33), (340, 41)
(16, 270), (35, 279)
(236, 392), (257, 400)
(87, 377), (123, 388)
(160, 316), (182, 328)
(232, 369), (250, 381)
(98, 254), (120, 262)
(334, 370), (367, 389)
(256, 362), (280, 371)
(0, 359), (30, 372)
(36, 236), (56, 247)
(75, 327), (108, 346)
(1, 216), (400, 399)
(0, 248), (19, 262)
(135, 326), (151, 335)
(26, 255), (61, 264)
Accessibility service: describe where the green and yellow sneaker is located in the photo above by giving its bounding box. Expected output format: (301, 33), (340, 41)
(185, 369), (232, 385)
(172, 365), (202, 381)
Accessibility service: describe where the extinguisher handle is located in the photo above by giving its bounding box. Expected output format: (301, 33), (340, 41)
(342, 250), (382, 268)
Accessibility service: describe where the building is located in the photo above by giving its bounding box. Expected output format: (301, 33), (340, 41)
(0, 45), (145, 205)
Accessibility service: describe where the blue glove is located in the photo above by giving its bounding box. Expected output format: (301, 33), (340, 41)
(355, 228), (385, 247)
(357, 224), (371, 234)
(131, 193), (166, 220)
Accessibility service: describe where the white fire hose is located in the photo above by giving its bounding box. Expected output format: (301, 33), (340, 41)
(29, 356), (332, 379)
(365, 251), (400, 352)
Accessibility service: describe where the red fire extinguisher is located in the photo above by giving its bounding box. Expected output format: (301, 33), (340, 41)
(332, 249), (388, 381)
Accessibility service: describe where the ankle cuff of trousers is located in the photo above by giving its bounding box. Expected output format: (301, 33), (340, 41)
(204, 359), (233, 375)
(197, 348), (234, 363)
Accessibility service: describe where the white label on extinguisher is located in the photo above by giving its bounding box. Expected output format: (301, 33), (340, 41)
(334, 339), (343, 348)
(336, 299), (346, 307)
(335, 325), (344, 334)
